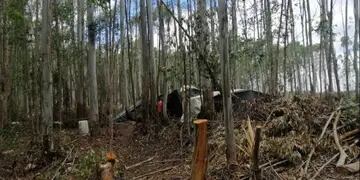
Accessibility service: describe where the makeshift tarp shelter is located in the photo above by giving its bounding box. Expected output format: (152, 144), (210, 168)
(114, 86), (264, 122)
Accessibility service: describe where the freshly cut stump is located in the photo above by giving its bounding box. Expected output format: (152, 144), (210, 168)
(191, 119), (208, 180)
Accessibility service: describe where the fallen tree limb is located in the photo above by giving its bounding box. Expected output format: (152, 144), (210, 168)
(340, 128), (360, 141)
(310, 153), (339, 180)
(132, 165), (177, 180)
(266, 158), (284, 180)
(125, 156), (155, 170)
(337, 161), (360, 173)
(148, 159), (182, 164)
(336, 103), (360, 111)
(260, 159), (288, 169)
(309, 140), (359, 179)
(333, 112), (347, 166)
(303, 110), (337, 177)
(263, 160), (288, 170)
(51, 146), (74, 180)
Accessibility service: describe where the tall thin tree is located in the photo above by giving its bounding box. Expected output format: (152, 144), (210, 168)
(354, 0), (359, 102)
(196, 0), (215, 120)
(40, 0), (54, 151)
(219, 0), (237, 166)
(306, 0), (316, 93)
(87, 0), (99, 134)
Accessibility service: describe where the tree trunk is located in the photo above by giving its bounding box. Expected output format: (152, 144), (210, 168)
(328, 0), (340, 95)
(87, 0), (99, 135)
(354, 0), (359, 103)
(0, 0), (10, 129)
(158, 0), (168, 121)
(306, 0), (316, 93)
(177, 0), (190, 136)
(210, 0), (216, 52)
(140, 0), (156, 121)
(289, 0), (302, 93)
(125, 0), (136, 110)
(265, 0), (276, 94)
(76, 0), (86, 118)
(276, 0), (285, 92)
(283, 0), (289, 94)
(120, 0), (128, 110)
(344, 0), (350, 95)
(146, 0), (156, 120)
(322, 0), (333, 92)
(219, 0), (237, 166)
(196, 0), (215, 120)
(40, 0), (54, 151)
(231, 0), (238, 88)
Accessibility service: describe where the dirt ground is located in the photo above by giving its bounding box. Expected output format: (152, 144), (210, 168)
(0, 95), (359, 179)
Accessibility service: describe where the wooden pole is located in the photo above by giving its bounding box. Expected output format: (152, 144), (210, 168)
(252, 126), (262, 180)
(191, 119), (208, 180)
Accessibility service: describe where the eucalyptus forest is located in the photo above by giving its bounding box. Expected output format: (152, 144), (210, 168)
(0, 0), (359, 179)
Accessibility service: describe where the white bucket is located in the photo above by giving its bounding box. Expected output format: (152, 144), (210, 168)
(78, 120), (90, 136)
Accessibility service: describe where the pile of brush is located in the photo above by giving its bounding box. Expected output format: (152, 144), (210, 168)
(207, 95), (360, 179)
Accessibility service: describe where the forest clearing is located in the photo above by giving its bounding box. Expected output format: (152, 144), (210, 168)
(0, 0), (360, 179)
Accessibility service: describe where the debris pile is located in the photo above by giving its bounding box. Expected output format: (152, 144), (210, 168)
(207, 95), (360, 179)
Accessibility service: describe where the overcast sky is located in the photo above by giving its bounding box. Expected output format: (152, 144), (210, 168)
(145, 0), (356, 52)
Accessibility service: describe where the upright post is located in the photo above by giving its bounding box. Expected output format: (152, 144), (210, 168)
(191, 119), (208, 180)
(252, 126), (262, 180)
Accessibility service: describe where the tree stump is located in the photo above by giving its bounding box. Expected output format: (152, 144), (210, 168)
(191, 119), (208, 180)
(252, 126), (262, 180)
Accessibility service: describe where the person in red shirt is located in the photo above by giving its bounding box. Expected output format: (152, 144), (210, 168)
(156, 96), (164, 115)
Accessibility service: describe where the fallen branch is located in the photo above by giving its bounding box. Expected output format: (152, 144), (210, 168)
(336, 103), (360, 111)
(340, 128), (360, 141)
(260, 159), (288, 169)
(132, 165), (177, 180)
(266, 159), (284, 180)
(302, 110), (338, 177)
(337, 161), (360, 173)
(333, 112), (347, 166)
(302, 101), (359, 178)
(148, 159), (182, 164)
(125, 156), (155, 170)
(309, 153), (339, 180)
(309, 140), (358, 179)
(51, 146), (74, 180)
(263, 160), (288, 170)
(240, 160), (288, 180)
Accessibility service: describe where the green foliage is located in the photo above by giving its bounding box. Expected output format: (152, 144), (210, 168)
(6, 0), (29, 43)
(0, 125), (20, 151)
(72, 149), (103, 178)
(54, 0), (75, 23)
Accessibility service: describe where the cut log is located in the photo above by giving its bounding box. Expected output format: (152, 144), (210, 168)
(191, 119), (208, 180)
